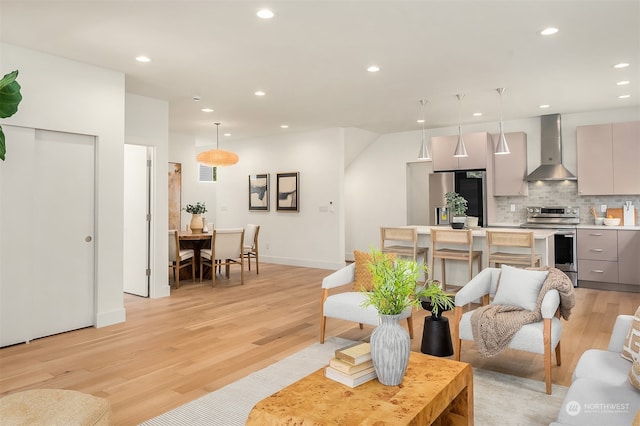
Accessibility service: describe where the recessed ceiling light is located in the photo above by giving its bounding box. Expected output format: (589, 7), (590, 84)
(135, 55), (151, 63)
(201, 108), (214, 112)
(539, 104), (550, 109)
(367, 65), (380, 73)
(613, 62), (630, 69)
(257, 9), (274, 19)
(254, 90), (266, 96)
(473, 112), (483, 117)
(540, 27), (559, 36)
(416, 119), (425, 124)
(280, 125), (289, 129)
(618, 94), (631, 99)
(617, 81), (630, 86)
(224, 133), (231, 137)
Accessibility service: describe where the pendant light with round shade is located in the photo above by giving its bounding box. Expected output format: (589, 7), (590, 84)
(495, 88), (510, 155)
(196, 123), (239, 166)
(418, 99), (432, 161)
(453, 94), (468, 157)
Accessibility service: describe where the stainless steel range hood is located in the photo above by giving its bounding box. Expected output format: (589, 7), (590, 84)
(526, 114), (577, 181)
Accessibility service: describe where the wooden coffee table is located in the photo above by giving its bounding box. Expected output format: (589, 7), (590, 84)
(246, 351), (473, 425)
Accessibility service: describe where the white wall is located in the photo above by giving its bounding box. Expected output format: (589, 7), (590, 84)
(169, 132), (218, 231)
(125, 94), (170, 298)
(171, 128), (346, 269)
(1, 43), (126, 327)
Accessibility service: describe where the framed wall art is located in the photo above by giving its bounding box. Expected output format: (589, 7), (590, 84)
(276, 172), (299, 212)
(249, 173), (270, 211)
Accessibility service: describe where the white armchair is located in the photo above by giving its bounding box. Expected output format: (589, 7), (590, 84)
(320, 263), (414, 344)
(451, 267), (563, 394)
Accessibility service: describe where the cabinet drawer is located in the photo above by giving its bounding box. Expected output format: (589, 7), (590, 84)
(578, 260), (619, 283)
(577, 230), (618, 261)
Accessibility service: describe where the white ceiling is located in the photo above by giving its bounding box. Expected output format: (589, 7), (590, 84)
(1, 1), (639, 143)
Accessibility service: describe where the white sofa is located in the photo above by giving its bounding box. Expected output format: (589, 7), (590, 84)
(551, 314), (640, 426)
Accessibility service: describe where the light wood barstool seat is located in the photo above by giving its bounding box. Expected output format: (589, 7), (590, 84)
(430, 228), (482, 291)
(486, 230), (541, 268)
(380, 226), (429, 265)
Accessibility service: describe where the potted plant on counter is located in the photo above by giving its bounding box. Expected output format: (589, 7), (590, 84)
(184, 202), (207, 233)
(445, 191), (468, 229)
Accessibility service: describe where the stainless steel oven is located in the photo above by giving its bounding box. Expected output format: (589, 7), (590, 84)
(521, 206), (579, 286)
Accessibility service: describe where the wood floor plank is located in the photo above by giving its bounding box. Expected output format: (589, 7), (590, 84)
(0, 262), (636, 425)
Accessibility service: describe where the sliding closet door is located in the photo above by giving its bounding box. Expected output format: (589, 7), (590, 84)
(0, 126), (96, 346)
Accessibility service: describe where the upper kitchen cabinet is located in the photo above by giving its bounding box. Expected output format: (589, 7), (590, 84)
(432, 132), (488, 171)
(492, 132), (528, 196)
(612, 121), (640, 195)
(577, 121), (640, 195)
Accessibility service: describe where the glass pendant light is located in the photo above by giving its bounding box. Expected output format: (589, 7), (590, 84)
(418, 99), (432, 161)
(495, 88), (510, 155)
(453, 94), (468, 157)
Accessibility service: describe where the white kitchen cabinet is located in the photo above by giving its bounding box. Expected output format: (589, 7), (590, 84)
(577, 121), (640, 195)
(432, 132), (488, 171)
(492, 132), (528, 196)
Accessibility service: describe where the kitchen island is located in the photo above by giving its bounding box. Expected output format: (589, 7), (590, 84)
(409, 226), (556, 288)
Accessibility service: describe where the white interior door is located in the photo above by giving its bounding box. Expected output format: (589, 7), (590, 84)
(0, 126), (96, 346)
(123, 144), (150, 297)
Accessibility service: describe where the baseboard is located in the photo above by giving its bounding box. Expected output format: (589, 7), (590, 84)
(95, 307), (126, 328)
(259, 255), (344, 270)
(577, 280), (639, 293)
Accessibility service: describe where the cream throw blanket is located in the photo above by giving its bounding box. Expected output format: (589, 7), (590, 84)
(470, 266), (576, 357)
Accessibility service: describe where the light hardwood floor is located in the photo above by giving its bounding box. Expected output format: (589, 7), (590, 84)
(0, 263), (637, 425)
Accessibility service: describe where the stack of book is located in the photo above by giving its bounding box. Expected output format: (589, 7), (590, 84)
(324, 342), (377, 388)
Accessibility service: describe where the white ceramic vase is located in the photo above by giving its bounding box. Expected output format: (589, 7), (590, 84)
(370, 313), (411, 386)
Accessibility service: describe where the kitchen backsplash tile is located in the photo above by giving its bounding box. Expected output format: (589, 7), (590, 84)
(494, 180), (640, 225)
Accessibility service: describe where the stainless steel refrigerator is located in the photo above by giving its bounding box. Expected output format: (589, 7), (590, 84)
(429, 170), (487, 227)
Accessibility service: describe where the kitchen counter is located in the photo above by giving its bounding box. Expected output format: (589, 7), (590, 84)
(577, 224), (640, 231)
(414, 225), (556, 239)
(402, 226), (556, 287)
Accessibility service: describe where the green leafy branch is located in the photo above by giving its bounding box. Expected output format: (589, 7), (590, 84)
(0, 70), (23, 161)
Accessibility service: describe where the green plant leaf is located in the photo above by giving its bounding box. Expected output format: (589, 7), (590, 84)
(0, 126), (5, 161)
(0, 70), (23, 119)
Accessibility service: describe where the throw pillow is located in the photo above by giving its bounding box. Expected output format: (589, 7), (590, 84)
(492, 265), (548, 311)
(622, 306), (640, 362)
(629, 358), (640, 391)
(352, 250), (395, 291)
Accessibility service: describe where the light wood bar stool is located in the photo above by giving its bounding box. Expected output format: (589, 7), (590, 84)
(486, 230), (541, 268)
(380, 226), (429, 264)
(430, 228), (482, 291)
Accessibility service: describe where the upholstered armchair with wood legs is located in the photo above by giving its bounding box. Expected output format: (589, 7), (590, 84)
(451, 267), (563, 394)
(320, 262), (414, 344)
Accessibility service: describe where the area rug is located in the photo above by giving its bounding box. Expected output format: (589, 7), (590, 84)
(140, 337), (567, 426)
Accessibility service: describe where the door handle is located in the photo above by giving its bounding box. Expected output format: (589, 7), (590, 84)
(590, 248), (603, 252)
(591, 269), (604, 273)
(85, 236), (92, 242)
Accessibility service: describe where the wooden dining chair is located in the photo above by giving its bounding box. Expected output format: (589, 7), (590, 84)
(486, 230), (541, 268)
(168, 230), (195, 288)
(430, 228), (482, 291)
(200, 228), (245, 286)
(243, 224), (260, 274)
